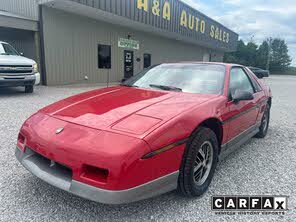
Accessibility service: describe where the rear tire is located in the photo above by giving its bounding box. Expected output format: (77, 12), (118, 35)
(25, 85), (34, 93)
(255, 103), (270, 138)
(178, 127), (219, 197)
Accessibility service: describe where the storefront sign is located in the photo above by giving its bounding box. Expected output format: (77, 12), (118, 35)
(68, 0), (238, 51)
(136, 0), (232, 45)
(118, 38), (140, 50)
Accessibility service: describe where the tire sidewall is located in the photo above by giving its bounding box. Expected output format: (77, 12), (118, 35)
(259, 103), (270, 137)
(180, 127), (219, 196)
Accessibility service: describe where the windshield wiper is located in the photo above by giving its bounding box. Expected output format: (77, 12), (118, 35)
(149, 84), (182, 92)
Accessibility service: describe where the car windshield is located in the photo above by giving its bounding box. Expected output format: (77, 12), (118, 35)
(0, 43), (19, 56)
(123, 63), (226, 94)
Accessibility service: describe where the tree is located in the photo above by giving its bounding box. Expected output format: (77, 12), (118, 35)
(245, 42), (258, 67)
(269, 39), (292, 71)
(224, 40), (258, 66)
(255, 40), (269, 69)
(224, 38), (292, 72)
(224, 40), (257, 65)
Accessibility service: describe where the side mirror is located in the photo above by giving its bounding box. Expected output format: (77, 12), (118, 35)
(232, 90), (254, 103)
(19, 52), (24, 56)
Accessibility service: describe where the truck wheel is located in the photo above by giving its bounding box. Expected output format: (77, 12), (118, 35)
(178, 127), (219, 197)
(25, 85), (34, 93)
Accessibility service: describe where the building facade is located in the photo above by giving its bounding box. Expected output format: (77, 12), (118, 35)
(0, 0), (238, 85)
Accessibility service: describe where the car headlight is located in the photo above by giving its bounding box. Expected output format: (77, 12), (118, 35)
(33, 63), (38, 73)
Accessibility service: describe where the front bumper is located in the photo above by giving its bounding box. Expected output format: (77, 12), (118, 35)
(34, 72), (40, 85)
(15, 147), (179, 204)
(0, 74), (36, 87)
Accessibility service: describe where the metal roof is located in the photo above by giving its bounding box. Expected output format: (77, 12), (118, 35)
(0, 10), (38, 31)
(39, 0), (238, 52)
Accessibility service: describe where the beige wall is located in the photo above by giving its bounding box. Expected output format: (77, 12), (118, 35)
(42, 7), (224, 85)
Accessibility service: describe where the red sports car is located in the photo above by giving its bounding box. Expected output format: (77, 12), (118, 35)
(16, 62), (272, 204)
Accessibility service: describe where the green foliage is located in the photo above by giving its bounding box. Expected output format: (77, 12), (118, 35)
(273, 67), (296, 75)
(256, 41), (269, 69)
(269, 39), (292, 71)
(224, 38), (292, 72)
(286, 67), (296, 75)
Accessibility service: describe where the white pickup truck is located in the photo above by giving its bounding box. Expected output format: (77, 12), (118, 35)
(0, 41), (40, 93)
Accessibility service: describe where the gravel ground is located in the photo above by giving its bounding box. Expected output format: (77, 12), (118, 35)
(0, 76), (295, 222)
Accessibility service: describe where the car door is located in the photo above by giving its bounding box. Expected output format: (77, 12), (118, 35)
(226, 67), (260, 140)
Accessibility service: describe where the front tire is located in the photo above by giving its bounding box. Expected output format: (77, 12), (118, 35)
(25, 85), (34, 93)
(255, 103), (270, 138)
(178, 127), (219, 197)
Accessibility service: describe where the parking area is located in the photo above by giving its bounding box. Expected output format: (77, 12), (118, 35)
(0, 75), (296, 222)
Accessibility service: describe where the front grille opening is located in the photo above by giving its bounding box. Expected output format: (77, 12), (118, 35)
(81, 165), (109, 183)
(0, 70), (32, 74)
(0, 65), (33, 74)
(26, 147), (73, 180)
(0, 65), (32, 67)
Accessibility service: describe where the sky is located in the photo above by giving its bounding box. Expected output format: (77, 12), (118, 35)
(182, 0), (296, 66)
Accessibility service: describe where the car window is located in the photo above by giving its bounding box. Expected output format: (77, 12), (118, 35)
(0, 43), (19, 56)
(245, 68), (262, 92)
(229, 67), (255, 97)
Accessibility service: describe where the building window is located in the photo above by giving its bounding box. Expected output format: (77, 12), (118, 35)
(98, 44), (111, 69)
(143, 53), (151, 68)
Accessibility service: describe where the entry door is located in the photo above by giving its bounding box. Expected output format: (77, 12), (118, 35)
(124, 50), (134, 79)
(143, 53), (151, 68)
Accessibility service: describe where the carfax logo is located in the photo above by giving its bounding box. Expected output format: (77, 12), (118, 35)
(211, 196), (288, 215)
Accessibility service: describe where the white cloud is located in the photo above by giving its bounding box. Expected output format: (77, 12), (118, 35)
(182, 0), (296, 65)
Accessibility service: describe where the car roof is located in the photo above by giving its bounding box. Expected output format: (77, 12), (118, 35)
(0, 41), (8, 44)
(161, 61), (244, 68)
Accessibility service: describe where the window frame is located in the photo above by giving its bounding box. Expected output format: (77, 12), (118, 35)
(98, 44), (111, 69)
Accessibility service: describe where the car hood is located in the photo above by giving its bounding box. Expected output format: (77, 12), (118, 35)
(0, 55), (35, 65)
(39, 86), (218, 133)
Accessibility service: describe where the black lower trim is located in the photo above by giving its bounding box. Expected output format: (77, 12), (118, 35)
(142, 138), (189, 159)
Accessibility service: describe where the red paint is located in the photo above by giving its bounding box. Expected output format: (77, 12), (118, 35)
(17, 63), (272, 190)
